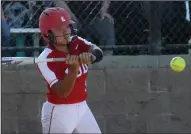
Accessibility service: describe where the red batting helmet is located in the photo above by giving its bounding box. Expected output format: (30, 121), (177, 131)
(39, 7), (75, 44)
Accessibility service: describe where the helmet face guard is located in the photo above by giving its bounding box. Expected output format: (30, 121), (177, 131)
(44, 24), (76, 45)
(39, 7), (76, 45)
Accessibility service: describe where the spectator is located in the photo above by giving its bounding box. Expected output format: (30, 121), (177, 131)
(26, 1), (44, 28)
(185, 0), (190, 22)
(3, 2), (29, 28)
(109, 1), (149, 46)
(141, 1), (191, 54)
(43, 0), (116, 55)
(160, 1), (191, 45)
(185, 0), (191, 44)
(3, 1), (30, 57)
(1, 6), (10, 47)
(1, 6), (11, 57)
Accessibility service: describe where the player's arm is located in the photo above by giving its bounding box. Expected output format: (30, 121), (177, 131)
(38, 55), (79, 98)
(78, 37), (103, 64)
(51, 55), (79, 98)
(89, 45), (103, 64)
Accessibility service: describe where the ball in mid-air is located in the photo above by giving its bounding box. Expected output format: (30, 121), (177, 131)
(170, 56), (186, 72)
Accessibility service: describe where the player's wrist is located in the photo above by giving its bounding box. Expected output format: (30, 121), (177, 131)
(69, 66), (79, 74)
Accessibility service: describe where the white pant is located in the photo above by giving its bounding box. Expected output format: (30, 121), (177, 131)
(41, 101), (101, 134)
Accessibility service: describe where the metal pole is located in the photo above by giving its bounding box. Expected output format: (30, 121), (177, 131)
(148, 1), (162, 55)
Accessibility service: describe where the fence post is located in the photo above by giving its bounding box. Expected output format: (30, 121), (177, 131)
(148, 1), (162, 55)
(16, 34), (25, 57)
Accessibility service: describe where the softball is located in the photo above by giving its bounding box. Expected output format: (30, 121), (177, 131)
(170, 56), (186, 72)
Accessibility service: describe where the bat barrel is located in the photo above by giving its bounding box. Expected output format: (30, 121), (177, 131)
(1, 57), (66, 66)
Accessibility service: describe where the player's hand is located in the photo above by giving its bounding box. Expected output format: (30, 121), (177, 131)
(79, 52), (92, 64)
(65, 55), (80, 72)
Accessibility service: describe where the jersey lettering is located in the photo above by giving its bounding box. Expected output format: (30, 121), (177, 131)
(65, 64), (88, 77)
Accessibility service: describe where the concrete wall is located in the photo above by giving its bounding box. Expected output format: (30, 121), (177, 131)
(2, 55), (191, 133)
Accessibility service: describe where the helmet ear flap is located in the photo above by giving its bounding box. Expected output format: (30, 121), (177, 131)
(69, 24), (77, 36)
(47, 30), (56, 45)
(43, 30), (55, 45)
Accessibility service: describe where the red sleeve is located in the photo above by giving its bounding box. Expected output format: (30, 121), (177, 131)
(77, 36), (96, 52)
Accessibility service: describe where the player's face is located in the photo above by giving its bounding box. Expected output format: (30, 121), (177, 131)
(51, 24), (71, 45)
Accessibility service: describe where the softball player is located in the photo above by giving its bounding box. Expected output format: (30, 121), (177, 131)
(37, 7), (103, 134)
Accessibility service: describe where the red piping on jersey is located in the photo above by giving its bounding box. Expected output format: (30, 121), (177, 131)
(49, 78), (58, 86)
(48, 106), (55, 133)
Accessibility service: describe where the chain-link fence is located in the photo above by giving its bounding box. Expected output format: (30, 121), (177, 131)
(1, 1), (191, 56)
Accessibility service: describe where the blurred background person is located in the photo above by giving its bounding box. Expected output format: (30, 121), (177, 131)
(43, 0), (116, 55)
(109, 1), (149, 55)
(161, 1), (191, 45)
(2, 1), (29, 56)
(1, 6), (10, 47)
(1, 6), (10, 56)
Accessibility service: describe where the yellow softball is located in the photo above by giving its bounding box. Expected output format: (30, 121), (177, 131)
(170, 56), (186, 72)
